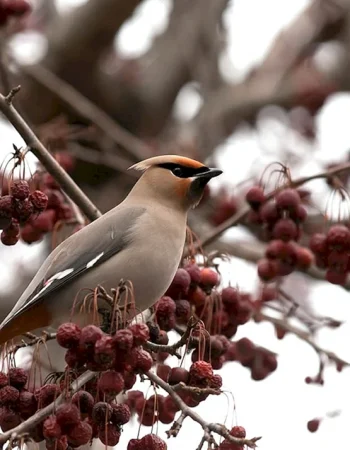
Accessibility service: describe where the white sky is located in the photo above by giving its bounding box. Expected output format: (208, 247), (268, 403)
(3, 1), (350, 449)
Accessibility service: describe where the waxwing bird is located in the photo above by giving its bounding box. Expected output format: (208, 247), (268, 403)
(0, 155), (222, 345)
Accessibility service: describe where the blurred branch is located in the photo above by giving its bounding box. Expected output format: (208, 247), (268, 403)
(256, 311), (350, 368)
(19, 63), (151, 162)
(180, 0), (350, 157)
(0, 87), (101, 221)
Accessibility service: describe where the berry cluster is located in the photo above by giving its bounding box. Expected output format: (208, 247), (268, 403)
(309, 224), (350, 285)
(0, 180), (48, 245)
(226, 338), (277, 381)
(0, 0), (31, 25)
(245, 186), (313, 281)
(218, 425), (246, 450)
(210, 190), (239, 226)
(57, 322), (153, 375)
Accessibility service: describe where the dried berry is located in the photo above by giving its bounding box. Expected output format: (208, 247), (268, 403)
(168, 367), (190, 385)
(111, 403), (131, 425)
(165, 268), (191, 298)
(43, 416), (62, 439)
(8, 367), (27, 389)
(10, 180), (30, 200)
(67, 420), (93, 447)
(55, 403), (81, 429)
(80, 325), (104, 351)
(19, 390), (37, 419)
(72, 390), (94, 415)
(98, 371), (124, 396)
(246, 186), (266, 210)
(94, 335), (115, 367)
(98, 424), (121, 446)
(140, 433), (167, 450)
(113, 329), (134, 352)
(0, 406), (21, 431)
(0, 385), (19, 405)
(56, 322), (81, 348)
(29, 190), (48, 212)
(189, 361), (213, 388)
(128, 323), (150, 346)
(92, 401), (112, 425)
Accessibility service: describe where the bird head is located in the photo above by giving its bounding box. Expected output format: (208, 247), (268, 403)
(129, 155), (222, 210)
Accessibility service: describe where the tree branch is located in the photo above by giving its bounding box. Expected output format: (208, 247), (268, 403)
(146, 370), (261, 449)
(0, 87), (101, 222)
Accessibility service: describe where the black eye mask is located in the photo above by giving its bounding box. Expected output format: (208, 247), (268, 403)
(157, 163), (210, 178)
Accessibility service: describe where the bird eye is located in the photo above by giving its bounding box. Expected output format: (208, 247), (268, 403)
(172, 167), (183, 177)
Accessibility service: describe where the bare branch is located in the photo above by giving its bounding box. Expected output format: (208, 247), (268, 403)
(146, 370), (261, 449)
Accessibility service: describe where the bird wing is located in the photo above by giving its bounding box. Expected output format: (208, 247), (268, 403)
(0, 205), (146, 329)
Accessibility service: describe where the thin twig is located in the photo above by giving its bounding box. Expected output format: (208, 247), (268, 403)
(0, 87), (101, 222)
(146, 370), (261, 449)
(0, 370), (96, 446)
(145, 316), (198, 357)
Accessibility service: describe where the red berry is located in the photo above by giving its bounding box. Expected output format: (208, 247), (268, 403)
(4, 219), (19, 237)
(257, 258), (277, 282)
(34, 384), (61, 408)
(157, 364), (171, 382)
(30, 209), (57, 232)
(275, 188), (300, 212)
(20, 223), (43, 243)
(0, 195), (13, 228)
(56, 323), (81, 348)
(210, 374), (223, 389)
(175, 299), (191, 324)
(8, 367), (27, 389)
(189, 361), (213, 388)
(165, 268), (191, 298)
(5, 0), (32, 16)
(184, 262), (201, 285)
(0, 407), (21, 431)
(124, 371), (137, 390)
(246, 186), (266, 211)
(0, 385), (19, 405)
(72, 390), (94, 415)
(92, 401), (112, 425)
(98, 371), (124, 396)
(98, 424), (120, 446)
(307, 418), (320, 432)
(10, 180), (29, 200)
(326, 269), (347, 285)
(128, 348), (153, 372)
(326, 224), (350, 251)
(128, 323), (150, 346)
(1, 231), (18, 245)
(295, 245), (314, 270)
(128, 439), (142, 450)
(113, 329), (134, 352)
(200, 268), (219, 290)
(273, 218), (298, 242)
(168, 367), (189, 385)
(43, 416), (62, 439)
(260, 201), (281, 224)
(29, 190), (48, 212)
(67, 420), (93, 447)
(55, 403), (81, 429)
(140, 433), (167, 450)
(230, 425), (246, 438)
(187, 286), (206, 307)
(0, 373), (8, 388)
(111, 403), (131, 425)
(309, 233), (327, 254)
(94, 336), (115, 367)
(80, 325), (104, 351)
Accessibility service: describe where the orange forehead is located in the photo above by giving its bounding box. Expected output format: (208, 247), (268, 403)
(172, 156), (205, 169)
(129, 155), (205, 171)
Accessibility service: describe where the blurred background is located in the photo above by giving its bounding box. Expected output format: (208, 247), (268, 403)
(1, 0), (350, 449)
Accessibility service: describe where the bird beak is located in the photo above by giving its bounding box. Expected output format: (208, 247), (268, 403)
(195, 168), (223, 179)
